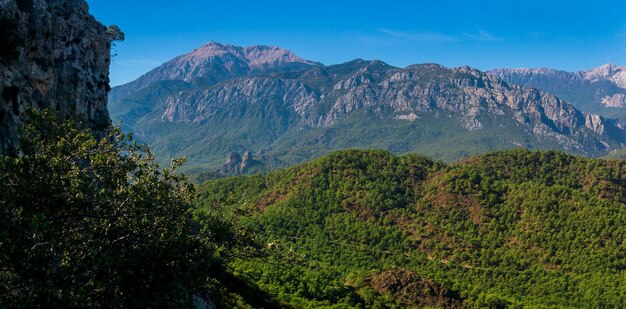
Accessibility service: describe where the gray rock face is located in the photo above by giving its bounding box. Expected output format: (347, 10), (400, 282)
(222, 151), (243, 174)
(0, 0), (111, 152)
(221, 150), (257, 174)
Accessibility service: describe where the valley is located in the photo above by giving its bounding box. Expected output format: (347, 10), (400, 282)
(2, 0), (626, 307)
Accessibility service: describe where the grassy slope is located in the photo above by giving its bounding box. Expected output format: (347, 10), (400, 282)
(194, 149), (626, 308)
(603, 148), (626, 160)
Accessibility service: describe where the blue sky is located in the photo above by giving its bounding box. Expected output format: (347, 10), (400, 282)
(86, 0), (626, 87)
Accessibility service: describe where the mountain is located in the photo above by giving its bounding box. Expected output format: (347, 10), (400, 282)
(109, 41), (321, 101)
(489, 64), (626, 119)
(108, 43), (626, 175)
(194, 149), (626, 307)
(0, 0), (111, 152)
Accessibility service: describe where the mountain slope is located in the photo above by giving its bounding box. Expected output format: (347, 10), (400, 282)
(109, 42), (321, 101)
(489, 64), (626, 119)
(108, 43), (626, 175)
(194, 149), (626, 307)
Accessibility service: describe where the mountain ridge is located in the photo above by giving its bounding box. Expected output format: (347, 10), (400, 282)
(108, 42), (626, 174)
(489, 64), (626, 114)
(110, 42), (322, 101)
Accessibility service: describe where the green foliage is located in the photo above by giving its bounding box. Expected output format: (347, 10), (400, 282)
(0, 110), (211, 307)
(196, 149), (626, 307)
(106, 25), (125, 57)
(106, 25), (125, 43)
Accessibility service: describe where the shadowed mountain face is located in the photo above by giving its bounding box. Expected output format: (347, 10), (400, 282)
(489, 64), (626, 119)
(109, 42), (626, 174)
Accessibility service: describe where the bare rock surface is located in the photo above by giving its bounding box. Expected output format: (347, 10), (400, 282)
(0, 0), (111, 152)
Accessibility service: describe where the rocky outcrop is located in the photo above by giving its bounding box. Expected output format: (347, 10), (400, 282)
(363, 269), (464, 308)
(240, 150), (252, 172)
(222, 151), (243, 174)
(0, 0), (111, 152)
(161, 77), (318, 123)
(221, 150), (259, 174)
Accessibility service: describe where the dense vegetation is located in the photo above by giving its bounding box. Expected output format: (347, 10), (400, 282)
(196, 149), (626, 307)
(2, 110), (625, 307)
(0, 111), (234, 307)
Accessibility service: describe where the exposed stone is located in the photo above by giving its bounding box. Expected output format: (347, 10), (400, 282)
(158, 60), (625, 154)
(111, 42), (322, 100)
(396, 113), (418, 121)
(583, 64), (626, 89)
(0, 0), (111, 152)
(363, 269), (464, 308)
(222, 151), (242, 174)
(601, 94), (626, 108)
(240, 150), (252, 172)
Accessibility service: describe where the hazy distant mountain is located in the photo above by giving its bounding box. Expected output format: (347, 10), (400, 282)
(108, 43), (626, 174)
(489, 64), (626, 118)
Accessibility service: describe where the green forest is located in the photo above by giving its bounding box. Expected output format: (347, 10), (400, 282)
(2, 113), (626, 307)
(195, 147), (626, 307)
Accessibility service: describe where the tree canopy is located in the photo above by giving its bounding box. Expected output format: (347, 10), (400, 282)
(0, 110), (211, 307)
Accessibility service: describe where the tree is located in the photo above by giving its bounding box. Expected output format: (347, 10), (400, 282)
(0, 110), (212, 307)
(106, 25), (125, 57)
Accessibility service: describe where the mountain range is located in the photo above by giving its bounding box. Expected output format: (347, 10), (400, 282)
(108, 42), (626, 175)
(489, 64), (626, 119)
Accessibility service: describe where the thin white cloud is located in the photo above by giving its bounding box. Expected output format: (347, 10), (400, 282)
(462, 30), (502, 42)
(379, 29), (502, 43)
(378, 28), (459, 43)
(113, 57), (162, 66)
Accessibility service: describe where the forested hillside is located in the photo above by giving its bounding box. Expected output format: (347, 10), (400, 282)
(195, 149), (626, 308)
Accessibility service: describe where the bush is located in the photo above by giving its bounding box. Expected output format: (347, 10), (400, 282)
(0, 110), (211, 307)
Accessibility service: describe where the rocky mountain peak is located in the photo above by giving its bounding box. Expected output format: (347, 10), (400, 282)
(242, 45), (319, 70)
(405, 63), (447, 71)
(109, 42), (626, 169)
(489, 67), (567, 76)
(488, 64), (626, 111)
(110, 42), (320, 98)
(583, 63), (626, 88)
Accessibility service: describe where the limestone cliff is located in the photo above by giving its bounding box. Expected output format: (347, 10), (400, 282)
(0, 0), (111, 152)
